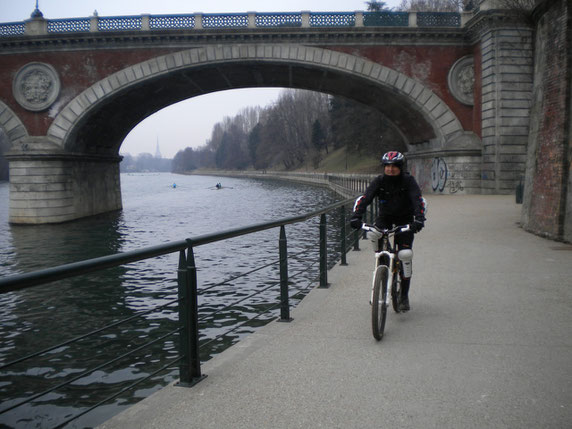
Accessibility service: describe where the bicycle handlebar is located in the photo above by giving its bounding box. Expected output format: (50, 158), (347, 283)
(361, 223), (411, 235)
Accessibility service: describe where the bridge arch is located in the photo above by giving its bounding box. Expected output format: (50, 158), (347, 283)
(0, 101), (28, 147)
(47, 44), (466, 156)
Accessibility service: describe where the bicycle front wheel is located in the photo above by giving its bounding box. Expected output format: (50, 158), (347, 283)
(372, 265), (389, 341)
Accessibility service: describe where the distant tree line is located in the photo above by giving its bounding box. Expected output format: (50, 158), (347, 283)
(0, 131), (172, 179)
(120, 153), (172, 173)
(172, 90), (406, 173)
(397, 0), (475, 11)
(368, 0), (477, 11)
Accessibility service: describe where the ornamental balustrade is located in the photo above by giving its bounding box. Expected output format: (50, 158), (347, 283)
(0, 11), (469, 37)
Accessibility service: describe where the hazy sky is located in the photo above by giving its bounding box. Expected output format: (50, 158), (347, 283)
(1, 0), (401, 158)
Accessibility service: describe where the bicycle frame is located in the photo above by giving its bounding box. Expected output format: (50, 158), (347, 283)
(363, 224), (410, 306)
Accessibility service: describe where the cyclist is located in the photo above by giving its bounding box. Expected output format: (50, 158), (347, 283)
(350, 151), (425, 312)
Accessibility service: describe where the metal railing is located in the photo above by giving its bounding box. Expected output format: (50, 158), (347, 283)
(0, 195), (368, 427)
(0, 10), (468, 37)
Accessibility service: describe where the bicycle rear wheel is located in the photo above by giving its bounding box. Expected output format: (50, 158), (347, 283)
(391, 271), (402, 313)
(372, 265), (389, 341)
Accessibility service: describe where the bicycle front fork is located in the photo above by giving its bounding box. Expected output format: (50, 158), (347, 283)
(372, 251), (395, 305)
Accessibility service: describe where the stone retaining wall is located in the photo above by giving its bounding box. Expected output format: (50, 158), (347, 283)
(521, 0), (571, 242)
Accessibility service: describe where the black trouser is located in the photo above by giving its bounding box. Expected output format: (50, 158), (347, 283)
(375, 216), (414, 298)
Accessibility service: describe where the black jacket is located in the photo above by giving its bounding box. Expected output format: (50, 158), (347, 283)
(353, 173), (425, 222)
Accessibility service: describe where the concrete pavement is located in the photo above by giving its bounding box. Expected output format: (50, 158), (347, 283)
(98, 195), (572, 429)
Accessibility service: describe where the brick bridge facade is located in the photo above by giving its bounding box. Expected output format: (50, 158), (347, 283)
(0, 1), (569, 241)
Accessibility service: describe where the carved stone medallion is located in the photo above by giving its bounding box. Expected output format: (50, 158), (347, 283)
(448, 56), (475, 106)
(13, 62), (61, 111)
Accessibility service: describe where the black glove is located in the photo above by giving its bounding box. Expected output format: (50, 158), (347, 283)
(411, 218), (424, 233)
(350, 216), (362, 230)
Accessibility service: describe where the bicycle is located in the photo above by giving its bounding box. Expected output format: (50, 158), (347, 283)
(361, 223), (412, 341)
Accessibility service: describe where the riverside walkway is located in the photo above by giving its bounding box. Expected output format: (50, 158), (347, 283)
(99, 195), (572, 429)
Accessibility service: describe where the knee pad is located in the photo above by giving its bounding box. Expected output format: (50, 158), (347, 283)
(398, 249), (413, 278)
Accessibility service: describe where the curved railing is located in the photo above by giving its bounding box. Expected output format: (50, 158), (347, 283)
(0, 11), (466, 37)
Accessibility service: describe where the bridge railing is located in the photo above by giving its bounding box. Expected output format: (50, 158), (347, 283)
(0, 194), (372, 427)
(0, 10), (469, 37)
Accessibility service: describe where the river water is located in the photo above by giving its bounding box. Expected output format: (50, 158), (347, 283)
(0, 173), (344, 428)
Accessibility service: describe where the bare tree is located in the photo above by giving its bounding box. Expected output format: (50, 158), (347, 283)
(399, 0), (537, 13)
(398, 0), (470, 12)
(495, 0), (537, 25)
(365, 1), (389, 11)
(252, 89), (331, 170)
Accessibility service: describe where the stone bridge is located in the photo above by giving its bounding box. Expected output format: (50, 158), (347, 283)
(0, 1), (569, 242)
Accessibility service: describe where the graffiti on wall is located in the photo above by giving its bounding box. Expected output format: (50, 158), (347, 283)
(431, 157), (447, 192)
(412, 157), (468, 194)
(430, 157), (466, 194)
(449, 179), (465, 194)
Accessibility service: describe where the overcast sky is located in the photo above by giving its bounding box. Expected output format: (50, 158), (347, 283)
(1, 0), (401, 158)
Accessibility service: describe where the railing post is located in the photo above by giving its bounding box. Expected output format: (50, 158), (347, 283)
(340, 205), (348, 266)
(141, 14), (150, 31)
(353, 228), (361, 251)
(247, 12), (256, 28)
(355, 11), (364, 27)
(194, 12), (203, 29)
(301, 11), (310, 28)
(319, 213), (329, 288)
(90, 15), (99, 32)
(409, 12), (418, 28)
(278, 226), (293, 322)
(177, 243), (206, 387)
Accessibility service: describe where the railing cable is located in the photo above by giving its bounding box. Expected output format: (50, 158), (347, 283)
(199, 259), (278, 294)
(200, 263), (319, 350)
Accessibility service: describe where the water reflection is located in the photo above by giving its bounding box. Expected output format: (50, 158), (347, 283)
(7, 211), (126, 274)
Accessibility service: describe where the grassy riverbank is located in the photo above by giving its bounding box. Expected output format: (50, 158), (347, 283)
(294, 146), (383, 174)
(190, 147), (383, 176)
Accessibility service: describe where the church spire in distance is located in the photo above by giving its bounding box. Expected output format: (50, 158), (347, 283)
(155, 137), (162, 159)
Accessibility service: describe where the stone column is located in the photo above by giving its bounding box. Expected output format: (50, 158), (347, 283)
(6, 138), (122, 224)
(479, 22), (534, 193)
